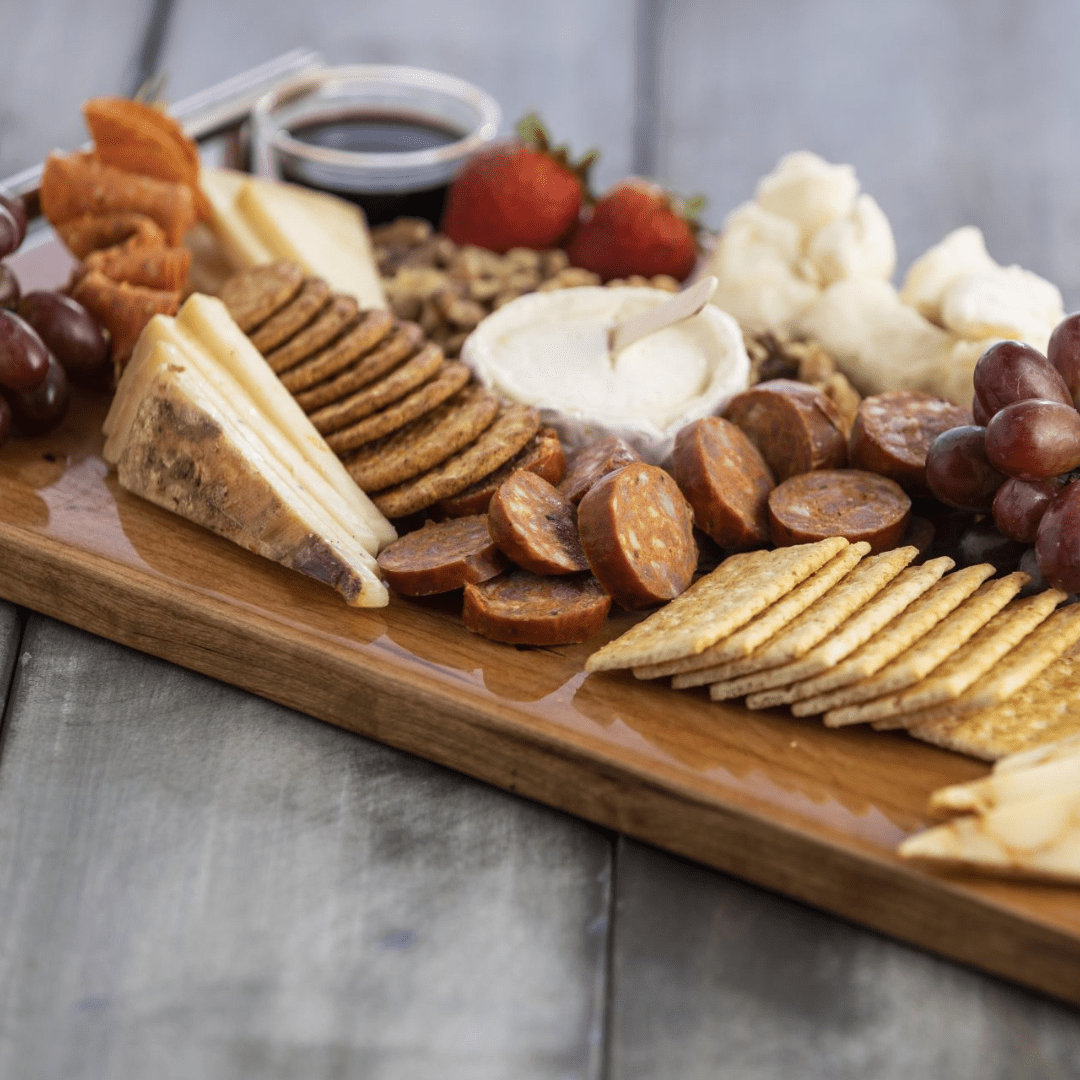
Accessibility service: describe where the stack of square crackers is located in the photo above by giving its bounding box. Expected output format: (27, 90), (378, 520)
(900, 733), (1080, 882)
(219, 261), (547, 519)
(586, 536), (1080, 761)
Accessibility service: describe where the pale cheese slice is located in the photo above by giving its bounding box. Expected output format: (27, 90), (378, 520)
(111, 341), (388, 607)
(899, 791), (1080, 884)
(200, 167), (274, 269)
(175, 294), (396, 551)
(234, 174), (386, 310)
(107, 313), (391, 558)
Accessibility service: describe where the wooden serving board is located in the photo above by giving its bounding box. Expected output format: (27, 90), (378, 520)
(1, 389), (1078, 1007)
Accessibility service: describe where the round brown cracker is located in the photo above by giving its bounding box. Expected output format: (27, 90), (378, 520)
(311, 344), (445, 435)
(324, 359), (469, 452)
(265, 294), (360, 374)
(219, 260), (303, 332)
(371, 404), (542, 519)
(279, 310), (394, 395)
(291, 321), (424, 406)
(249, 277), (332, 354)
(345, 383), (500, 491)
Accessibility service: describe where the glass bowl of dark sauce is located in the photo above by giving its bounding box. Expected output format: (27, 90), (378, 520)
(252, 66), (501, 226)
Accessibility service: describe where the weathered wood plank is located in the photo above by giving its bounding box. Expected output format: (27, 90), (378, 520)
(655, 0), (1080, 306)
(0, 0), (157, 178)
(159, 0), (638, 189)
(0, 602), (19, 718)
(0, 616), (610, 1080)
(608, 837), (1080, 1079)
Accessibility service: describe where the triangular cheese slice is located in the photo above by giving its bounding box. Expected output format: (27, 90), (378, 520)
(232, 173), (386, 310)
(112, 340), (387, 607)
(899, 791), (1080, 884)
(200, 167), (273, 268)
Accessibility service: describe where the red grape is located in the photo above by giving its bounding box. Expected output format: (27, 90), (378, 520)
(925, 425), (1005, 511)
(5, 352), (69, 435)
(1036, 479), (1080, 593)
(992, 476), (1061, 543)
(1047, 312), (1080, 409)
(0, 194), (26, 251)
(0, 309), (49, 392)
(0, 395), (10, 447)
(972, 340), (1072, 419)
(18, 291), (108, 386)
(984, 398), (1080, 479)
(972, 394), (992, 426)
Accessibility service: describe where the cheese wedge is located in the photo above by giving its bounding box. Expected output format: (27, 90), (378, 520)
(200, 167), (273, 269)
(899, 791), (1080, 884)
(105, 313), (392, 562)
(175, 294), (396, 550)
(202, 166), (386, 311)
(108, 338), (388, 607)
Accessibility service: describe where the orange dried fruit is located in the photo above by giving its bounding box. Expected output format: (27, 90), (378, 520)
(41, 153), (197, 245)
(84, 244), (192, 292)
(82, 98), (210, 221)
(54, 211), (166, 259)
(71, 268), (180, 371)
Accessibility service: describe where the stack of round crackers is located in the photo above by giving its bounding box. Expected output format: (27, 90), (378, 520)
(220, 260), (553, 519)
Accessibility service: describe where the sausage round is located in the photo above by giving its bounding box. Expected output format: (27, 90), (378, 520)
(376, 515), (507, 595)
(849, 390), (972, 497)
(723, 378), (847, 482)
(559, 434), (643, 505)
(768, 469), (911, 553)
(436, 427), (566, 518)
(488, 470), (589, 575)
(463, 571), (612, 645)
(577, 462), (697, 609)
(670, 416), (774, 551)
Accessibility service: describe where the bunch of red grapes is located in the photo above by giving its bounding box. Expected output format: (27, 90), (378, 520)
(927, 320), (1080, 594)
(0, 192), (109, 449)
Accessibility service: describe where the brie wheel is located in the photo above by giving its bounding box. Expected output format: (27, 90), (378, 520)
(462, 287), (750, 464)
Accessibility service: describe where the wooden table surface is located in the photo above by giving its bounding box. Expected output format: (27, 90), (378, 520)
(3, 1), (1080, 1076)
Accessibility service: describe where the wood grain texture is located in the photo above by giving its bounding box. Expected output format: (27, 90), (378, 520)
(0, 615), (610, 1080)
(158, 0), (637, 191)
(0, 0), (156, 177)
(0, 395), (1078, 1007)
(608, 838), (1080, 1080)
(655, 0), (1080, 306)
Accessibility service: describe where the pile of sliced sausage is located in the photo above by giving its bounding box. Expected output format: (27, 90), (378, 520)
(376, 378), (972, 646)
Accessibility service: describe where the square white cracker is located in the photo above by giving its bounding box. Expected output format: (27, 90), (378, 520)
(632, 542), (869, 680)
(739, 557), (954, 708)
(786, 563), (994, 714)
(904, 612), (1080, 756)
(585, 538), (847, 673)
(823, 588), (1066, 727)
(793, 573), (1028, 719)
(672, 546), (916, 690)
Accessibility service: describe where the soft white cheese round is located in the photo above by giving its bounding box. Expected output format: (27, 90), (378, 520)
(461, 287), (750, 464)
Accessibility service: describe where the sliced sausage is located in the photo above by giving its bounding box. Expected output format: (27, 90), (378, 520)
(436, 427), (566, 518)
(768, 469), (911, 553)
(723, 378), (847, 482)
(578, 463), (697, 609)
(849, 390), (973, 497)
(463, 571), (612, 645)
(376, 515), (507, 595)
(488, 470), (589, 575)
(670, 416), (774, 551)
(559, 434), (643, 505)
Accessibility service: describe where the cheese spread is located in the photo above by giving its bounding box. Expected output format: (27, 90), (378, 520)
(461, 287), (749, 464)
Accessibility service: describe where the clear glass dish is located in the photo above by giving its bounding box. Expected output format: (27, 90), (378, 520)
(250, 64), (501, 224)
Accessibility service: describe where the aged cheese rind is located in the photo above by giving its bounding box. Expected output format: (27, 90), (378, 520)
(113, 347), (388, 607)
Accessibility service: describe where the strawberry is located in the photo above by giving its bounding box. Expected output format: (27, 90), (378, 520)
(566, 178), (703, 282)
(441, 114), (596, 253)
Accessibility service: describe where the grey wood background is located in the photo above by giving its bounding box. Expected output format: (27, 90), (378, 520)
(4, 1), (1080, 1076)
